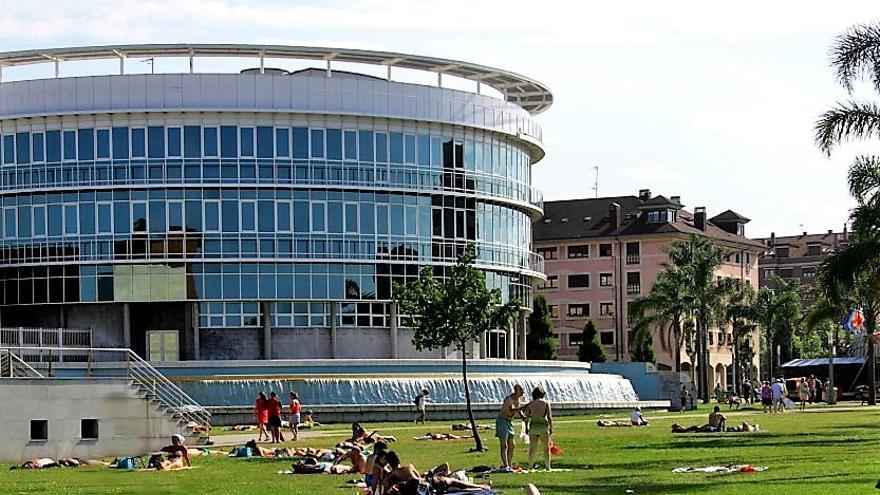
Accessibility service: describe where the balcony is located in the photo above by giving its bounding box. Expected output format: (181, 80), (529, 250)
(626, 284), (641, 295)
(625, 254), (640, 265)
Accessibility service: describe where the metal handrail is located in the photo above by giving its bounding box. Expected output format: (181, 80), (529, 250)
(0, 346), (210, 429)
(0, 348), (45, 378)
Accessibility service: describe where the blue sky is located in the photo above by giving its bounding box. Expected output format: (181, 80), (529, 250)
(1, 0), (878, 237)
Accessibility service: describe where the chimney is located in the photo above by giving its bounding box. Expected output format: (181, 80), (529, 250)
(638, 189), (651, 201)
(827, 229), (833, 235)
(670, 195), (681, 204)
(770, 232), (775, 246)
(694, 207), (707, 231)
(609, 202), (622, 230)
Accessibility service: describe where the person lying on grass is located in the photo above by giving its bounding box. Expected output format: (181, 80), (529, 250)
(383, 452), (491, 494)
(332, 445), (368, 474)
(413, 432), (474, 441)
(152, 434), (191, 470)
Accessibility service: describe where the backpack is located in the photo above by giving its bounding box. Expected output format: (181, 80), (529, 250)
(234, 447), (253, 458)
(413, 396), (421, 405)
(111, 457), (141, 470)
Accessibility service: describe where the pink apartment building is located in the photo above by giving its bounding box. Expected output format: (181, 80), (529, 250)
(532, 189), (764, 389)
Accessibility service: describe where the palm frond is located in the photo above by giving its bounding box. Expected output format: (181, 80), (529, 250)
(831, 23), (880, 93)
(815, 101), (880, 155)
(848, 155), (880, 204)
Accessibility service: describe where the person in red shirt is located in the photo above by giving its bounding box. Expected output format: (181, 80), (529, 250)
(267, 391), (285, 443)
(254, 392), (269, 442)
(289, 391), (302, 441)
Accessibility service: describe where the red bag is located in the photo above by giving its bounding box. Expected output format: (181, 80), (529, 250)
(550, 444), (563, 456)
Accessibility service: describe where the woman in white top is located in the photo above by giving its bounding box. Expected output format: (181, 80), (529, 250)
(630, 406), (648, 426)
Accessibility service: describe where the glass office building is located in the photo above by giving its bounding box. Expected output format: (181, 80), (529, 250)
(0, 45), (550, 361)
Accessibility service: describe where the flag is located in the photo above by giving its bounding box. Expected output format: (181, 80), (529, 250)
(843, 309), (865, 333)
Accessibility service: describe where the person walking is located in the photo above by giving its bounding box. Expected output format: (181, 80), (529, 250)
(742, 380), (753, 405)
(524, 386), (554, 470)
(254, 391), (269, 441)
(679, 386), (690, 413)
(267, 391), (285, 443)
(798, 378), (810, 411)
(771, 378), (786, 413)
(760, 380), (773, 413)
(714, 382), (725, 403)
(289, 391), (302, 441)
(413, 389), (429, 424)
(496, 384), (524, 471)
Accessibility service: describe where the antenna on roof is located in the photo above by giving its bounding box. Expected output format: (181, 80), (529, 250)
(592, 166), (599, 199)
(140, 57), (155, 74)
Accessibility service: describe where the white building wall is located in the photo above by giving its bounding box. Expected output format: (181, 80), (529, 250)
(0, 378), (187, 463)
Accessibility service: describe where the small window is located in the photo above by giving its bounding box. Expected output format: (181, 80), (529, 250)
(540, 275), (559, 290)
(537, 246), (558, 260)
(567, 244), (589, 259)
(568, 333), (584, 347)
(778, 268), (793, 278)
(567, 303), (590, 317)
(600, 331), (614, 345)
(568, 274), (590, 289)
(763, 269), (774, 279)
(802, 267), (816, 278)
(807, 244), (821, 256)
(599, 243), (612, 257)
(30, 420), (48, 441)
(600, 302), (614, 317)
(548, 305), (559, 318)
(775, 246), (789, 258)
(81, 419), (99, 440)
(599, 272), (613, 287)
(626, 272), (641, 295)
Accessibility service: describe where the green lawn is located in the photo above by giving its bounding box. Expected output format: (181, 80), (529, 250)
(2, 405), (879, 494)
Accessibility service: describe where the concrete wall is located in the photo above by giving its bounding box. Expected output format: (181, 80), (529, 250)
(66, 304), (125, 348)
(592, 361), (691, 405)
(200, 328), (262, 360)
(272, 328), (332, 359)
(0, 378), (186, 463)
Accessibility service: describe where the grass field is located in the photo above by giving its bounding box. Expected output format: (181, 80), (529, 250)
(2, 404), (879, 494)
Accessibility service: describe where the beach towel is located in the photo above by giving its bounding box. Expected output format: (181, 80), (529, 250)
(672, 465), (767, 474)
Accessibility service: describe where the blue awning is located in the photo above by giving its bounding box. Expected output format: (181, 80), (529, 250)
(781, 357), (865, 368)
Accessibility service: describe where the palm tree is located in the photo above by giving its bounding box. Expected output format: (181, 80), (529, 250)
(667, 235), (727, 402)
(628, 269), (692, 372)
(815, 23), (880, 405)
(720, 279), (757, 394)
(753, 278), (802, 380)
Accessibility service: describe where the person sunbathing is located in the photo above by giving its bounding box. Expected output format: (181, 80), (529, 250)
(156, 434), (191, 470)
(398, 464), (492, 494)
(244, 439), (284, 457)
(333, 445), (368, 474)
(413, 432), (473, 441)
(597, 419), (631, 427)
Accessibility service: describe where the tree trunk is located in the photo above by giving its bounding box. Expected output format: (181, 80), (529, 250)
(461, 344), (484, 452)
(766, 330), (773, 381)
(699, 319), (710, 403)
(868, 311), (877, 406)
(674, 320), (682, 373)
(732, 333), (738, 396)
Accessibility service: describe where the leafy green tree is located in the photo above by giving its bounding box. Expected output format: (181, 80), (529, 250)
(578, 319), (606, 362)
(815, 24), (880, 404)
(753, 277), (802, 379)
(719, 278), (757, 394)
(393, 244), (519, 451)
(628, 269), (692, 371)
(629, 319), (656, 363)
(527, 294), (558, 360)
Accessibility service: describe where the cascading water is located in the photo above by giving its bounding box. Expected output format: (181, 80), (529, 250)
(177, 373), (639, 407)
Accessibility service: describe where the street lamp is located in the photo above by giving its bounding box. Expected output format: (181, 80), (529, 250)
(828, 330), (836, 405)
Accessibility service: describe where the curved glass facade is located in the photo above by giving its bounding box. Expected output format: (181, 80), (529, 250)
(0, 69), (545, 360)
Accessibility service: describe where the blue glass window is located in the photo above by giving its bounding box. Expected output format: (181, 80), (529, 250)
(112, 127), (129, 159)
(63, 204), (78, 234)
(344, 131), (357, 160)
(276, 201), (291, 231)
(240, 201), (256, 232)
(79, 203), (95, 235)
(48, 205), (62, 236)
(32, 206), (46, 236)
(184, 126), (201, 158)
(113, 202), (129, 234)
(63, 130), (77, 160)
(275, 128), (289, 157)
(293, 201), (309, 232)
(417, 134), (430, 165)
(404, 134), (416, 164)
(204, 201), (220, 232)
(390, 132), (403, 163)
(220, 126), (237, 158)
(327, 202), (342, 233)
(149, 201), (165, 233)
(131, 128), (146, 158)
(311, 202), (326, 232)
(222, 200), (238, 232)
(167, 127), (182, 157)
(240, 127), (254, 157)
(310, 129), (324, 158)
(2, 135), (13, 164)
(14, 132), (30, 164)
(257, 200), (273, 232)
(4, 207), (16, 238)
(292, 127), (308, 159)
(376, 205), (388, 235)
(360, 203), (374, 234)
(375, 133), (388, 162)
(345, 203), (358, 233)
(96, 129), (110, 159)
(147, 126), (165, 158)
(46, 131), (61, 162)
(358, 130), (374, 162)
(168, 201), (183, 231)
(256, 126), (273, 158)
(203, 127), (218, 157)
(97, 203), (112, 233)
(16, 206), (30, 238)
(326, 129), (342, 160)
(78, 129), (95, 161)
(131, 202), (147, 232)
